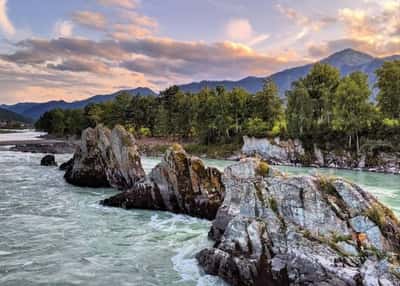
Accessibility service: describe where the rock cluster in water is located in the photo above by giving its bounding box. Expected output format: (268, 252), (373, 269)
(197, 158), (400, 286)
(102, 144), (225, 220)
(63, 126), (400, 285)
(242, 136), (400, 174)
(64, 125), (145, 189)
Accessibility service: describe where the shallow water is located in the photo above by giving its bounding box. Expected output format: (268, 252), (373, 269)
(0, 151), (229, 286)
(1, 132), (400, 285)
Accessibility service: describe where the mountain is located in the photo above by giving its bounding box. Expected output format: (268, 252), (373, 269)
(0, 107), (32, 123)
(3, 49), (400, 120)
(179, 49), (400, 98)
(1, 87), (156, 120)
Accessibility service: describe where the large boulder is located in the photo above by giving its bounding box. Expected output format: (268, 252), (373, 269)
(102, 144), (225, 220)
(64, 125), (145, 189)
(197, 158), (400, 286)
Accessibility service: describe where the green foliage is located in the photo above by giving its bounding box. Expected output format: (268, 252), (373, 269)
(256, 161), (270, 177)
(139, 127), (151, 137)
(268, 197), (278, 213)
(35, 61), (400, 156)
(376, 61), (400, 119)
(332, 72), (373, 153)
(244, 117), (269, 138)
(318, 176), (337, 196)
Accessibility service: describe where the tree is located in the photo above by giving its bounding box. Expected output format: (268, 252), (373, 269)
(303, 63), (340, 126)
(286, 81), (313, 138)
(244, 117), (269, 138)
(376, 60), (400, 119)
(84, 104), (104, 127)
(333, 72), (372, 153)
(252, 79), (283, 130)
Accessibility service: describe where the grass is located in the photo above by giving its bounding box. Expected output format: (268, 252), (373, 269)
(256, 161), (270, 177)
(365, 203), (398, 230)
(268, 197), (278, 214)
(317, 175), (338, 196)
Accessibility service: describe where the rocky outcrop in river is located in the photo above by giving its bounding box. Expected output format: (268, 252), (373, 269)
(64, 125), (145, 189)
(63, 128), (400, 285)
(197, 158), (400, 286)
(242, 136), (400, 174)
(102, 144), (225, 220)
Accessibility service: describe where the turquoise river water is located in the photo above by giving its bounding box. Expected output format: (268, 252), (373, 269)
(1, 131), (399, 285)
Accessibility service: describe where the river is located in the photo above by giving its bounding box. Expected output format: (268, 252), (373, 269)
(1, 131), (399, 285)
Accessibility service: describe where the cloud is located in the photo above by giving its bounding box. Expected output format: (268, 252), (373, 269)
(53, 21), (74, 38)
(72, 11), (107, 30)
(276, 4), (335, 40)
(225, 18), (269, 46)
(0, 0), (15, 37)
(97, 0), (137, 9)
(110, 11), (158, 40)
(0, 35), (304, 103)
(47, 58), (109, 74)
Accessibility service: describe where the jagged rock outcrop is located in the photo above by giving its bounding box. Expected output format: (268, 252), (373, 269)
(102, 144), (225, 220)
(197, 158), (400, 286)
(64, 125), (145, 189)
(242, 136), (400, 174)
(40, 154), (57, 166)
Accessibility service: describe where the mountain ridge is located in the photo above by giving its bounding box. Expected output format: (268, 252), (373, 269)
(0, 107), (32, 123)
(2, 49), (400, 120)
(1, 87), (157, 120)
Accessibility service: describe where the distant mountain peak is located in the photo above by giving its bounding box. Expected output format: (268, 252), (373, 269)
(323, 48), (374, 67)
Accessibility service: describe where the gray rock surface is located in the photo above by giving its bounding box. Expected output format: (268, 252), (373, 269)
(64, 125), (145, 189)
(197, 158), (400, 286)
(242, 136), (304, 165)
(102, 144), (225, 220)
(242, 136), (400, 174)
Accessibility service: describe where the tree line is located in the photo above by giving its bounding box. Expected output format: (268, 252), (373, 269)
(36, 60), (400, 154)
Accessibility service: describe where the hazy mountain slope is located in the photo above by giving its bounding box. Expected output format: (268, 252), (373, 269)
(0, 107), (32, 123)
(179, 49), (398, 98)
(2, 87), (156, 120)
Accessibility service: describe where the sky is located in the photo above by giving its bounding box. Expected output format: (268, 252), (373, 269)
(0, 0), (399, 104)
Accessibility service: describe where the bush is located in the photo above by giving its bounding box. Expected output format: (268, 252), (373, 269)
(139, 127), (151, 137)
(256, 161), (270, 177)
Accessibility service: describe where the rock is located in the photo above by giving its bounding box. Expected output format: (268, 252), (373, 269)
(102, 144), (225, 220)
(242, 136), (305, 165)
(40, 154), (57, 166)
(336, 241), (359, 256)
(242, 137), (400, 175)
(59, 158), (73, 171)
(64, 125), (145, 189)
(314, 144), (325, 166)
(197, 158), (400, 286)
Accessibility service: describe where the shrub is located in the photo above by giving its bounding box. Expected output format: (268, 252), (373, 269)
(256, 161), (270, 177)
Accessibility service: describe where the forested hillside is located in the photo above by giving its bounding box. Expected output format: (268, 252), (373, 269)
(35, 60), (400, 156)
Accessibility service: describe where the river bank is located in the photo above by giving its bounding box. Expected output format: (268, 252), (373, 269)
(3, 130), (400, 176)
